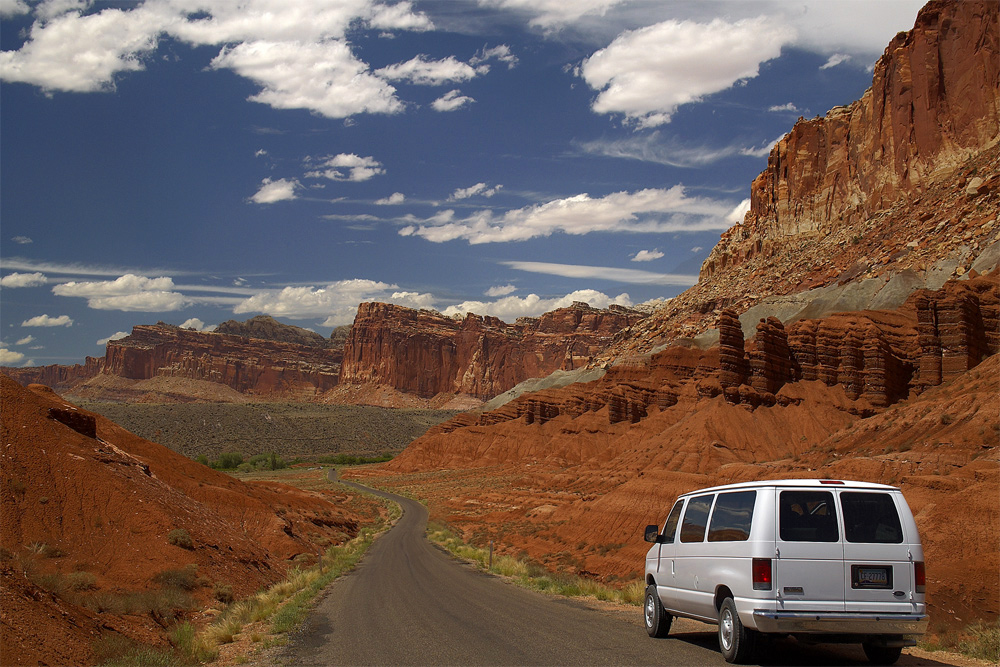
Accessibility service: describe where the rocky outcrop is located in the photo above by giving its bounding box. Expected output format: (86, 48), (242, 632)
(339, 302), (646, 400)
(702, 1), (999, 284)
(214, 315), (341, 348)
(104, 323), (342, 398)
(1, 356), (104, 391)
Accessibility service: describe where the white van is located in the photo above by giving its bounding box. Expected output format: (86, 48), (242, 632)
(643, 479), (927, 665)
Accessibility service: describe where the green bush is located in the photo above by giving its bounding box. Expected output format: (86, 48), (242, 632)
(211, 452), (244, 470)
(195, 454), (209, 466)
(213, 582), (234, 604)
(316, 453), (394, 466)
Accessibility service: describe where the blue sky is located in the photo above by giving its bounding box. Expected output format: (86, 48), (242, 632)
(0, 0), (924, 366)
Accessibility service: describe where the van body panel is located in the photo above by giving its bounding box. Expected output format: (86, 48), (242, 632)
(643, 479), (927, 656)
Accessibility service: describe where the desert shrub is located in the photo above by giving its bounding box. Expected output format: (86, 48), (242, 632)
(67, 571), (97, 591)
(152, 564), (199, 590)
(91, 634), (174, 667)
(213, 582), (234, 604)
(166, 528), (194, 550)
(243, 453), (288, 471)
(316, 453), (394, 466)
(195, 454), (209, 466)
(959, 622), (1000, 663)
(211, 452), (244, 470)
(83, 588), (195, 619)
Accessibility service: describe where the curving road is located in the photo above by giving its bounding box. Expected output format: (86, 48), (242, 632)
(271, 474), (943, 666)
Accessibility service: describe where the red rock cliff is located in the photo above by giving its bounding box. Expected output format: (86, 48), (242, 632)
(1, 356), (104, 391)
(339, 302), (646, 400)
(103, 324), (342, 398)
(701, 0), (999, 282)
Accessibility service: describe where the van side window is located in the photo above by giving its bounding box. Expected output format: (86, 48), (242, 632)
(680, 494), (714, 543)
(708, 491), (756, 541)
(841, 492), (904, 543)
(780, 490), (838, 542)
(661, 500), (684, 543)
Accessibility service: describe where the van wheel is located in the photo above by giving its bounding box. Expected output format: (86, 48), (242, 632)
(718, 597), (756, 663)
(862, 643), (902, 665)
(644, 585), (672, 638)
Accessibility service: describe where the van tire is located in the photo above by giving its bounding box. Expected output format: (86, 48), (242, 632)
(718, 597), (756, 663)
(644, 585), (672, 638)
(862, 643), (902, 665)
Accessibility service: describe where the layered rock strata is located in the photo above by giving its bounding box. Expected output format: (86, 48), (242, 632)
(104, 324), (342, 398)
(339, 302), (645, 400)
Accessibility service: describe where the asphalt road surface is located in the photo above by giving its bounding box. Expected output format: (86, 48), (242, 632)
(272, 474), (955, 666)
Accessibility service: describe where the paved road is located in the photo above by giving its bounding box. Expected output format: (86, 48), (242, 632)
(272, 474), (952, 666)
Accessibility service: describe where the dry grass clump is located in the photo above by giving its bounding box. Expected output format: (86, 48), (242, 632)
(427, 522), (644, 606)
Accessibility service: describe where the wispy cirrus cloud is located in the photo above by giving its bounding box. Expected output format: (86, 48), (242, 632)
(502, 260), (698, 286)
(574, 132), (781, 167)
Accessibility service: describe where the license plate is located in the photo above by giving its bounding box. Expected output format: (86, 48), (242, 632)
(852, 565), (892, 589)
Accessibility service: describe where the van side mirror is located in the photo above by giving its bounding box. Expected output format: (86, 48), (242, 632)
(644, 524), (661, 543)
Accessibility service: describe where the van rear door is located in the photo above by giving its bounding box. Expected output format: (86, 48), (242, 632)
(775, 488), (846, 612)
(839, 490), (915, 613)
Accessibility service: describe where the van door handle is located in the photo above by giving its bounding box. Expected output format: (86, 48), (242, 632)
(671, 559), (675, 576)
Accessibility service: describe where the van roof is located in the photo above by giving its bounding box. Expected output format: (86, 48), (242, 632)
(677, 479), (899, 498)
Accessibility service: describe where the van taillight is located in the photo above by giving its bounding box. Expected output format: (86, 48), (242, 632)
(752, 558), (772, 590)
(914, 561), (926, 593)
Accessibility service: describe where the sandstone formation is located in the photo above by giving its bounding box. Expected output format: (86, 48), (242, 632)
(102, 323), (342, 399)
(607, 0), (999, 361)
(338, 301), (645, 401)
(214, 314), (340, 348)
(702, 0), (999, 284)
(2, 356), (105, 392)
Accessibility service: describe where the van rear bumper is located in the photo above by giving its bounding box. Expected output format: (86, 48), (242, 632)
(751, 611), (928, 637)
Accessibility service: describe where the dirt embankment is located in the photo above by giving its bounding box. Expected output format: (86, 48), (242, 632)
(0, 376), (387, 666)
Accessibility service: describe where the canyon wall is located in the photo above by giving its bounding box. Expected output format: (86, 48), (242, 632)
(701, 0), (999, 283)
(101, 324), (342, 398)
(338, 302), (645, 400)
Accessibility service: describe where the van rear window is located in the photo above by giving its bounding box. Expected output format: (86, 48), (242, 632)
(680, 495), (714, 543)
(841, 492), (903, 543)
(780, 491), (838, 542)
(708, 491), (756, 541)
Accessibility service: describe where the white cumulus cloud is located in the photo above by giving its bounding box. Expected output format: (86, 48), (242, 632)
(22, 314), (73, 327)
(631, 249), (664, 262)
(431, 89), (474, 112)
(305, 154), (384, 182)
(450, 182), (502, 200)
(443, 289), (632, 321)
(0, 348), (25, 364)
(503, 261), (698, 286)
(211, 39), (403, 118)
(251, 177), (300, 203)
(581, 17), (794, 127)
(485, 284), (517, 297)
(15, 335), (35, 345)
(376, 55), (480, 85)
(375, 192), (406, 205)
(179, 317), (216, 332)
(97, 331), (130, 345)
(52, 274), (187, 311)
(399, 186), (733, 244)
(1, 272), (47, 288)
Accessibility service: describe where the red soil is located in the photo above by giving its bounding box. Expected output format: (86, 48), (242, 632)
(0, 375), (380, 665)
